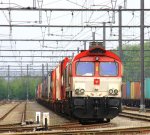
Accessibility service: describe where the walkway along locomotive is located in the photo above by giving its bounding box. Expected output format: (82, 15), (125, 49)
(36, 42), (123, 123)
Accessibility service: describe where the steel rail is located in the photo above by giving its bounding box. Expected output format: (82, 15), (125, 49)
(21, 102), (27, 125)
(119, 111), (150, 122)
(0, 122), (113, 133)
(123, 106), (150, 112)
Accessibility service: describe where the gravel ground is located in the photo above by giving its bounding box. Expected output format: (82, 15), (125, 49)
(26, 101), (69, 126)
(111, 116), (150, 128)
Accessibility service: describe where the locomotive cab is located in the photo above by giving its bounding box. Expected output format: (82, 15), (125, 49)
(67, 45), (123, 122)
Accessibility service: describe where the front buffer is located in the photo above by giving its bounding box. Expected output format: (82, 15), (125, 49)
(71, 97), (122, 122)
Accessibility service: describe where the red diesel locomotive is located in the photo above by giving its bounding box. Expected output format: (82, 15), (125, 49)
(36, 42), (123, 123)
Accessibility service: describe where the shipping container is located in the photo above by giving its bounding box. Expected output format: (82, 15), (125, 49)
(134, 82), (141, 99)
(52, 69), (56, 101)
(130, 82), (135, 99)
(43, 74), (51, 99)
(47, 72), (51, 99)
(42, 78), (47, 99)
(56, 65), (61, 100)
(126, 81), (131, 98)
(36, 85), (39, 99)
(60, 57), (70, 100)
(122, 82), (126, 98)
(145, 78), (150, 99)
(39, 83), (42, 99)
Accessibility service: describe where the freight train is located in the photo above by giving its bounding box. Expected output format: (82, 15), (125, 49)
(122, 79), (150, 108)
(36, 42), (123, 123)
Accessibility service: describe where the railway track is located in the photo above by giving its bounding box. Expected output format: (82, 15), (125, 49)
(119, 111), (150, 122)
(0, 102), (27, 126)
(0, 121), (114, 133)
(48, 121), (114, 130)
(0, 102), (21, 121)
(123, 106), (150, 112)
(1, 102), (150, 134)
(0, 124), (150, 135)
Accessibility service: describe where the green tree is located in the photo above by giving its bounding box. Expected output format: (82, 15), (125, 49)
(114, 42), (150, 81)
(0, 78), (7, 100)
(8, 77), (41, 100)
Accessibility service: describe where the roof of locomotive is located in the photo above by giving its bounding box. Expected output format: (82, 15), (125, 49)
(72, 46), (122, 62)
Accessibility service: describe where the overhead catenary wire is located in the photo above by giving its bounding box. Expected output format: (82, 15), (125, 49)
(1, 8), (150, 11)
(0, 0), (150, 78)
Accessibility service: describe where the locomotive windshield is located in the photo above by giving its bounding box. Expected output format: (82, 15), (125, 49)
(100, 62), (118, 76)
(76, 62), (94, 76)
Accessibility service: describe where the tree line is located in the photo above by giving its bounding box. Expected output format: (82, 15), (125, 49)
(115, 41), (150, 81)
(0, 77), (41, 100)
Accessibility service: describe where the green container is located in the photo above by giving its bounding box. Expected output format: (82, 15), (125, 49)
(145, 78), (150, 99)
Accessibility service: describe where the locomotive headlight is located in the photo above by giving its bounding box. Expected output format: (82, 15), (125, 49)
(75, 83), (85, 95)
(109, 89), (113, 94)
(114, 89), (118, 95)
(80, 89), (85, 94)
(75, 89), (80, 94)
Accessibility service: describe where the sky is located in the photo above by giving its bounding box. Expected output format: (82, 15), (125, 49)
(0, 0), (150, 77)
